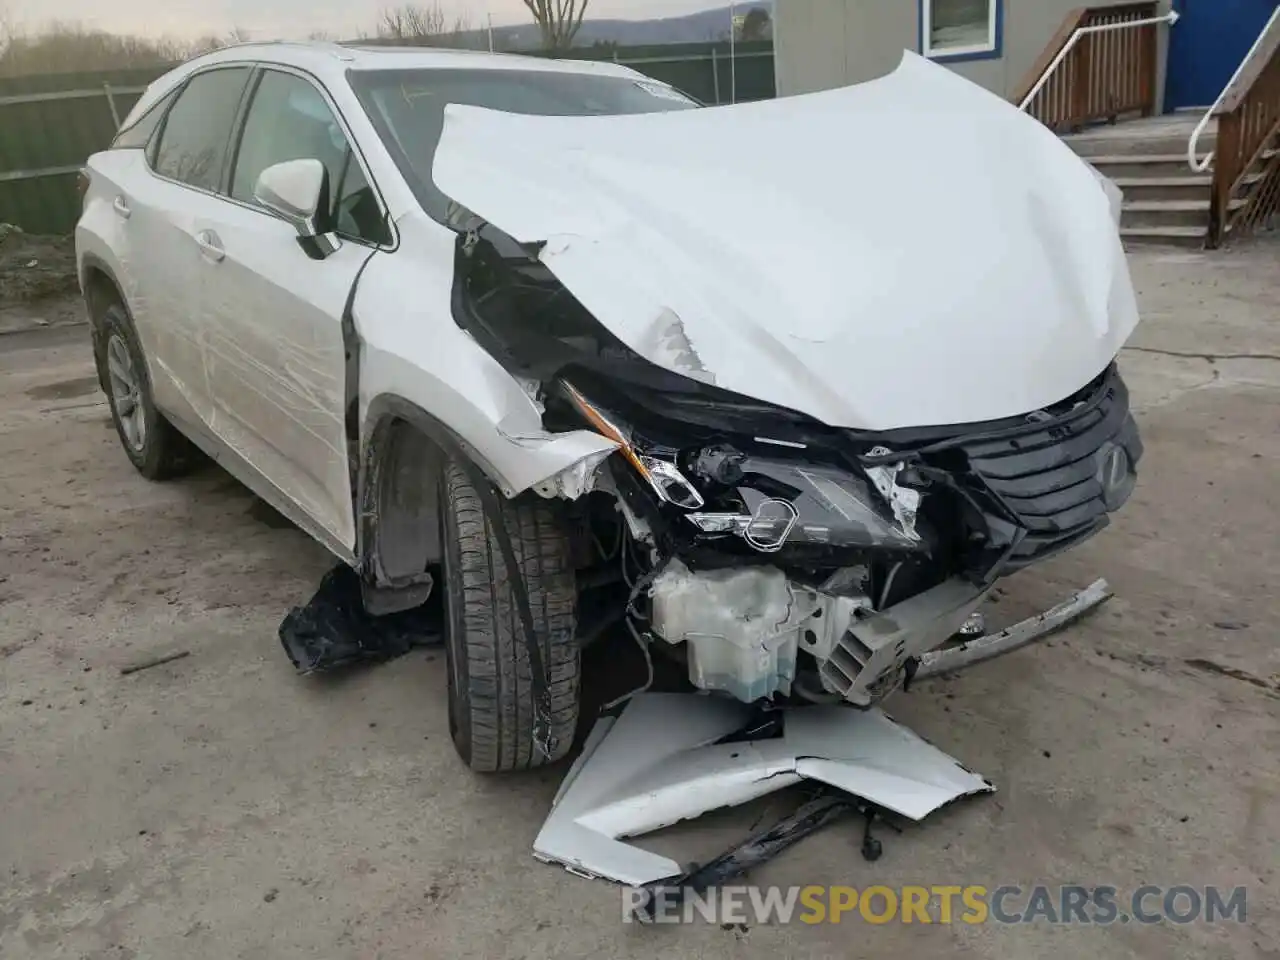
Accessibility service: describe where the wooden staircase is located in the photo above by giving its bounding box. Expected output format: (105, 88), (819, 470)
(1061, 112), (1222, 247)
(1016, 4), (1280, 249)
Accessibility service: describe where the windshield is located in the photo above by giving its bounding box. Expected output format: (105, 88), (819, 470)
(349, 67), (698, 219)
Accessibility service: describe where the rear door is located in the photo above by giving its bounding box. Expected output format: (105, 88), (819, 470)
(77, 85), (179, 353)
(126, 66), (253, 428)
(192, 67), (391, 553)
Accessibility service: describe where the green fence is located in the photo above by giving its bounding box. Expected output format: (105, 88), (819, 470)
(0, 41), (775, 236)
(556, 40), (776, 106)
(0, 67), (159, 236)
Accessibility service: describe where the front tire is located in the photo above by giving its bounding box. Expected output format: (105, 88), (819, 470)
(439, 461), (579, 772)
(95, 301), (193, 480)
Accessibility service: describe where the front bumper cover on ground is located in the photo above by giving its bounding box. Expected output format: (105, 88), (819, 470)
(533, 579), (1113, 886)
(532, 692), (994, 887)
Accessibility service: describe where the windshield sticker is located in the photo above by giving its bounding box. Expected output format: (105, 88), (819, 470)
(401, 85), (438, 107)
(633, 80), (691, 103)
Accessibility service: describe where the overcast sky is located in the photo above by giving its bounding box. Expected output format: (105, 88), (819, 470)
(6, 0), (730, 41)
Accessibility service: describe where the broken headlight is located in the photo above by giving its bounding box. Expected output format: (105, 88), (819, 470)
(560, 380), (705, 509)
(562, 380), (923, 555)
(686, 455), (924, 553)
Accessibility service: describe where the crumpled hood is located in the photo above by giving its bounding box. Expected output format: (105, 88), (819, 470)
(432, 52), (1140, 431)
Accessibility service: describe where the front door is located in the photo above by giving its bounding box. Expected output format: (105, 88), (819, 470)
(196, 67), (391, 555)
(194, 202), (369, 554)
(1165, 0), (1277, 111)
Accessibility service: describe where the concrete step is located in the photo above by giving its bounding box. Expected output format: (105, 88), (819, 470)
(1089, 154), (1199, 178)
(1070, 136), (1208, 158)
(1067, 131), (1215, 159)
(1122, 199), (1211, 229)
(1090, 151), (1269, 179)
(1235, 169), (1273, 197)
(1121, 197), (1248, 230)
(1111, 175), (1212, 202)
(1063, 113), (1216, 160)
(1120, 225), (1206, 248)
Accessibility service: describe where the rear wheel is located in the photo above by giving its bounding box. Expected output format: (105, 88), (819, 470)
(439, 460), (579, 772)
(95, 301), (194, 480)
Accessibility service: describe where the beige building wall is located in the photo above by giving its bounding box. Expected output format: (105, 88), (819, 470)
(775, 0), (1172, 106)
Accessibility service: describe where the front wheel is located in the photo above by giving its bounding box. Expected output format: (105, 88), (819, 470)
(439, 461), (580, 772)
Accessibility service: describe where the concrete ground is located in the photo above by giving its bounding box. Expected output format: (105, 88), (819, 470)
(1, 241), (1278, 960)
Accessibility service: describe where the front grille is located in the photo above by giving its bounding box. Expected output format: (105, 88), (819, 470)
(958, 368), (1142, 571)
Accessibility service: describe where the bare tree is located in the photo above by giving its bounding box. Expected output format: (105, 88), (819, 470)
(740, 7), (771, 42)
(378, 3), (445, 40)
(186, 28), (251, 56)
(377, 3), (473, 46)
(521, 0), (589, 52)
(0, 20), (193, 76)
(0, 3), (16, 61)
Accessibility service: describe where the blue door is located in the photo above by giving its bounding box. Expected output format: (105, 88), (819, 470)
(1165, 0), (1277, 110)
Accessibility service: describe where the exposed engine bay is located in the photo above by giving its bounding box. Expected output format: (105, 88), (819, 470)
(450, 221), (1144, 709)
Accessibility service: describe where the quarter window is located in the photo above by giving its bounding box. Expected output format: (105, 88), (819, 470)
(922, 0), (1001, 59)
(153, 67), (251, 191)
(230, 70), (389, 245)
(112, 88), (178, 150)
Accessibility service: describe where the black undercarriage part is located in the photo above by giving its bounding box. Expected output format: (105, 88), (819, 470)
(632, 791), (901, 922)
(278, 564), (441, 673)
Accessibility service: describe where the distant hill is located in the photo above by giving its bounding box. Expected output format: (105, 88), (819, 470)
(449, 3), (774, 51)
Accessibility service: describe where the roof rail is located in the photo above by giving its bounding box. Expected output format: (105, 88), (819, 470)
(195, 39), (357, 61)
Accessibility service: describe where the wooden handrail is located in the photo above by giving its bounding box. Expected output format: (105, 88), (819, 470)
(1208, 19), (1280, 248)
(1015, 2), (1161, 133)
(1012, 7), (1090, 107)
(1218, 16), (1280, 114)
(1190, 7), (1280, 171)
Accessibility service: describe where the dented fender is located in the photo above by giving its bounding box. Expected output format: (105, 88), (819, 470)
(354, 218), (619, 499)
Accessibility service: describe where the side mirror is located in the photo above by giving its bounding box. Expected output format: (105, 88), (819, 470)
(254, 158), (328, 238)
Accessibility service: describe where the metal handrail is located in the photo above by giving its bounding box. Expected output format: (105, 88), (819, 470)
(1018, 9), (1180, 112)
(1188, 5), (1280, 172)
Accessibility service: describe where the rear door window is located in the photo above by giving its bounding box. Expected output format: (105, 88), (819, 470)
(153, 67), (252, 192)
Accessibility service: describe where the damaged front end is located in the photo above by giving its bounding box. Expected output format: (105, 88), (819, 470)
(451, 222), (1142, 710)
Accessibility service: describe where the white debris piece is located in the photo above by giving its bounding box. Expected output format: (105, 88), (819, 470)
(533, 693), (993, 887)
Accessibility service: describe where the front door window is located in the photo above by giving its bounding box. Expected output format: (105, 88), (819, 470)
(230, 70), (389, 245)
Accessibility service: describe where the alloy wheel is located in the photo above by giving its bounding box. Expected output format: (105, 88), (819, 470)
(106, 334), (146, 453)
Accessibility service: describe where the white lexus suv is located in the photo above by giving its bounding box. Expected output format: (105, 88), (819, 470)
(77, 42), (1142, 772)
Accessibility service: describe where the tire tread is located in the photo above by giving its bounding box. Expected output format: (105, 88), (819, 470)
(444, 462), (578, 772)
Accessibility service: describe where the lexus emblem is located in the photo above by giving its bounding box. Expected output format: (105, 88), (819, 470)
(1098, 443), (1131, 508)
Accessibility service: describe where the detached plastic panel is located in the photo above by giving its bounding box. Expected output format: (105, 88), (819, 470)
(532, 693), (993, 887)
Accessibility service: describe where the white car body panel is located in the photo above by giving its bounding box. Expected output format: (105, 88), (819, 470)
(354, 218), (620, 498)
(78, 40), (1139, 607)
(533, 693), (993, 887)
(79, 149), (215, 430)
(194, 198), (366, 548)
(98, 44), (629, 519)
(433, 51), (1141, 431)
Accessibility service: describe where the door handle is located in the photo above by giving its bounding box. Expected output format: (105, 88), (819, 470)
(195, 230), (225, 263)
(112, 196), (131, 219)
